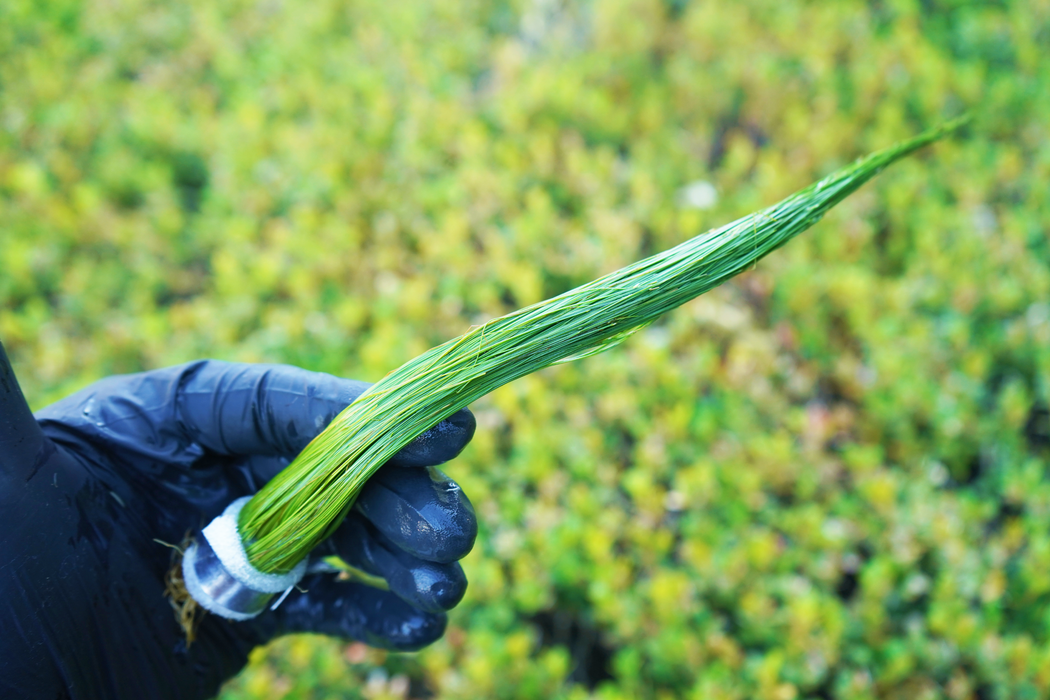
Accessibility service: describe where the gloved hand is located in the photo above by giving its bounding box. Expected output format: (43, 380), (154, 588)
(0, 341), (477, 700)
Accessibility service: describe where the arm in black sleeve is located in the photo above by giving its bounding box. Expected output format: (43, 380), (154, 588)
(0, 340), (48, 476)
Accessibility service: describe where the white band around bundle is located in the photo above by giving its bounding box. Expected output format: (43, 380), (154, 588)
(202, 496), (308, 593)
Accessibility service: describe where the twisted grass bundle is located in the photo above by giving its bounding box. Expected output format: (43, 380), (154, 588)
(238, 118), (968, 574)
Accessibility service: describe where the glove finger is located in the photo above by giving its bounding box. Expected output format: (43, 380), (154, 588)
(238, 454), (290, 489)
(35, 361), (474, 469)
(268, 574), (447, 651)
(385, 408), (476, 468)
(353, 464), (477, 564)
(332, 514), (468, 613)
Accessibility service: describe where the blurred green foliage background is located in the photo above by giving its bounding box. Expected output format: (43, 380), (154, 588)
(2, 0), (1048, 697)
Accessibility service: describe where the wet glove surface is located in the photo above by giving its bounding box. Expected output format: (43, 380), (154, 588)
(0, 342), (477, 700)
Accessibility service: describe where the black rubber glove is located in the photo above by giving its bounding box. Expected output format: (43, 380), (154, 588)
(0, 341), (477, 700)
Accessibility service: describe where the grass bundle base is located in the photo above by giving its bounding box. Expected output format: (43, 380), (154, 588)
(237, 118), (968, 575)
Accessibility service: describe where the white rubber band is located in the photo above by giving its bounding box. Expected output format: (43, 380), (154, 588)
(201, 496), (307, 593)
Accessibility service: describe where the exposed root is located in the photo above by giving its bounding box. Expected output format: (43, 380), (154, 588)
(163, 531), (206, 646)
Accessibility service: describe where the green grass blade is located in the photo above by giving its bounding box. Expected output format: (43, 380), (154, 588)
(237, 117), (969, 574)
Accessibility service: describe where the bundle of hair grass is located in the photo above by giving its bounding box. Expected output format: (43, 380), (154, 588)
(238, 118), (968, 574)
